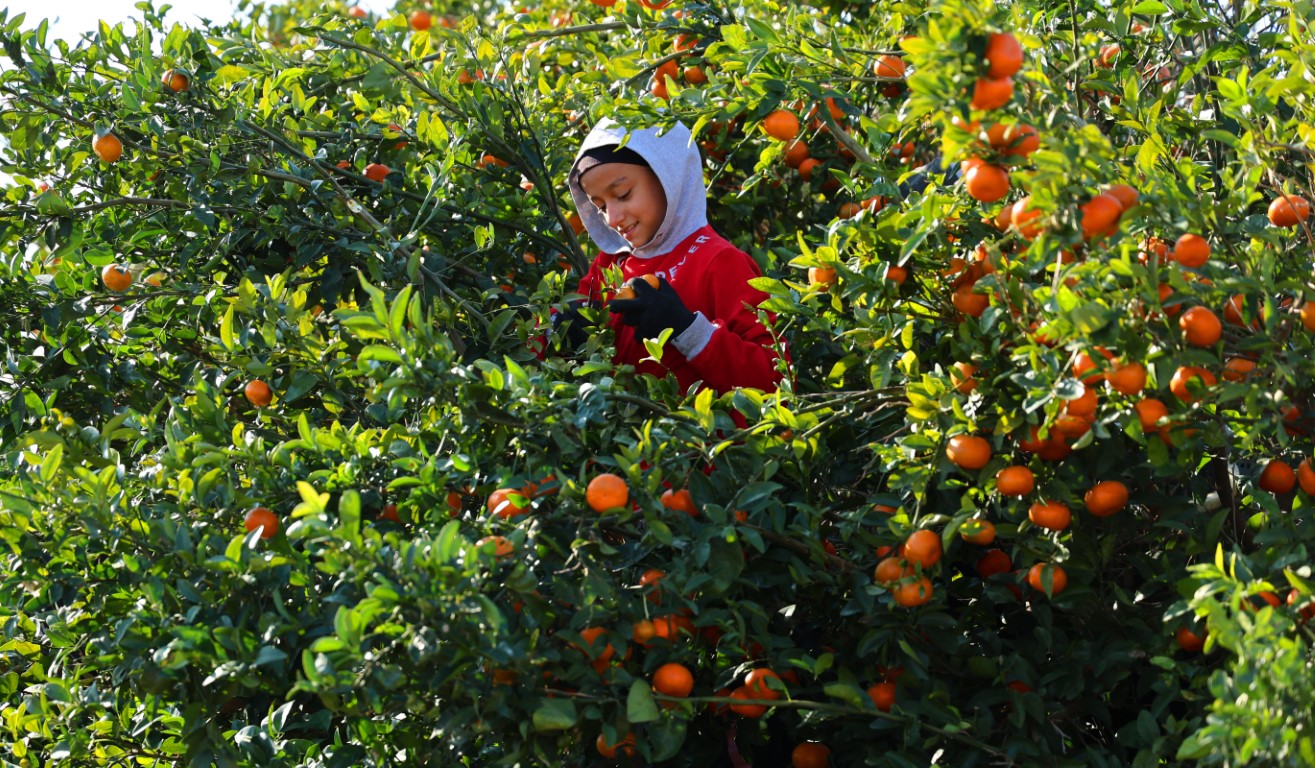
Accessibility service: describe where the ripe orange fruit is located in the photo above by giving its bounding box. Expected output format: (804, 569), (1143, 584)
(891, 576), (934, 607)
(379, 503), (400, 522)
(783, 139), (810, 167)
(1135, 398), (1169, 430)
(867, 681), (896, 712)
(997, 123), (1039, 157)
(586, 473), (628, 512)
(797, 158), (821, 181)
(161, 69), (189, 92)
(616, 273), (660, 300)
(1064, 384), (1099, 419)
(1080, 193), (1123, 240)
(1107, 361), (1147, 396)
(791, 741), (831, 768)
(959, 518), (996, 546)
(101, 264), (133, 291)
(1098, 43), (1121, 66)
(1053, 414), (1092, 440)
(244, 380), (273, 407)
(633, 619), (657, 645)
(763, 110), (801, 141)
(653, 663), (695, 697)
(348, 6), (367, 17)
(728, 686), (769, 717)
(1268, 194), (1310, 227)
(1028, 500), (1071, 531)
(639, 567), (665, 603)
(410, 10), (432, 30)
(946, 434), (992, 469)
(903, 529), (943, 568)
(745, 668), (782, 700)
(886, 264), (909, 284)
(971, 76), (1014, 110)
(577, 626), (616, 665)
(93, 132), (123, 162)
(874, 556), (913, 584)
(1084, 480), (1129, 517)
(477, 535), (514, 558)
(965, 163), (1010, 202)
(1222, 294), (1251, 327)
(1172, 233), (1210, 268)
(651, 613), (693, 642)
(1222, 357), (1257, 381)
(1298, 458), (1315, 496)
(996, 465), (1035, 496)
(1010, 196), (1044, 238)
(874, 54), (906, 79)
(244, 507), (279, 539)
(950, 362), (978, 393)
(809, 266), (838, 290)
(951, 285), (989, 317)
(984, 32), (1024, 78)
(1179, 306), (1221, 347)
(364, 163), (390, 181)
(1258, 460), (1296, 494)
(596, 732), (636, 758)
(1104, 183), (1140, 210)
(487, 488), (529, 519)
(660, 488), (699, 516)
(1178, 365), (1215, 402)
(1175, 626), (1207, 653)
(1027, 563), (1068, 595)
(977, 549), (1012, 579)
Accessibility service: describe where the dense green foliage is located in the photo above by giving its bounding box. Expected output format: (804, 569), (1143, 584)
(2, 0), (1314, 765)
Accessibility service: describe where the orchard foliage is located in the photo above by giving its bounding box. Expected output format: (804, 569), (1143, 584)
(2, 0), (1315, 764)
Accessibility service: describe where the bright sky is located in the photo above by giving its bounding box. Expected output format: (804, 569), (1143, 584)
(2, 0), (396, 42)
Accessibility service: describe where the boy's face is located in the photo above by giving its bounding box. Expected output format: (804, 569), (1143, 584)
(579, 163), (668, 248)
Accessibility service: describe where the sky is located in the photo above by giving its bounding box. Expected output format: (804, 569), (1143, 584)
(2, 0), (396, 42)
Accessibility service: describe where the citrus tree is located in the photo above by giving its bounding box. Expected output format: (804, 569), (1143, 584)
(2, 0), (1314, 765)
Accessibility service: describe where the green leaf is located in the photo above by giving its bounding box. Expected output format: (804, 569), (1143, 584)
(744, 16), (779, 44)
(358, 344), (404, 364)
(35, 192), (71, 216)
(1129, 0), (1168, 13)
(531, 698), (577, 731)
(38, 443), (62, 484)
(214, 65), (253, 84)
(824, 682), (867, 707)
(338, 490), (361, 542)
(283, 371), (319, 404)
(219, 303), (237, 352)
(1176, 731), (1212, 760)
(648, 718), (688, 762)
(626, 680), (660, 723)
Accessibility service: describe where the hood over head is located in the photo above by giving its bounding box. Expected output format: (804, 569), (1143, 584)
(567, 117), (707, 259)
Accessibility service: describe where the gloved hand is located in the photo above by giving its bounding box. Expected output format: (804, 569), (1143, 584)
(550, 300), (597, 351)
(608, 276), (696, 342)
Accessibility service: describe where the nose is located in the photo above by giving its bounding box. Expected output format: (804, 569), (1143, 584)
(606, 204), (625, 229)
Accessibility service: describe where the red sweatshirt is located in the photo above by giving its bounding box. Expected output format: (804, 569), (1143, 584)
(576, 225), (784, 394)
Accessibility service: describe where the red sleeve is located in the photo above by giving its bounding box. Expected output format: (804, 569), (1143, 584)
(684, 249), (787, 393)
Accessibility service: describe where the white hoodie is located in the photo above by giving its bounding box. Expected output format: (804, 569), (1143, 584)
(566, 117), (709, 259)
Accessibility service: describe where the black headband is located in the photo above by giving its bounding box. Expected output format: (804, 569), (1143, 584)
(570, 144), (650, 186)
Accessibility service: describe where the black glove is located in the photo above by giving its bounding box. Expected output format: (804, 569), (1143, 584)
(550, 300), (596, 351)
(608, 276), (696, 342)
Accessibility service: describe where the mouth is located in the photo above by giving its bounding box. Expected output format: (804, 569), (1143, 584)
(618, 224), (637, 238)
